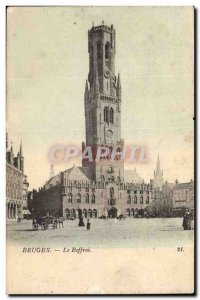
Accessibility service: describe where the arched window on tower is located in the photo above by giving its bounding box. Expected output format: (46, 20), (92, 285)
(104, 106), (109, 123)
(110, 107), (114, 124)
(97, 41), (101, 59)
(104, 107), (106, 122)
(105, 42), (110, 59)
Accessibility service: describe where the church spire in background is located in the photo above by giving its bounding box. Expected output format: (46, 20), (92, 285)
(19, 140), (24, 174)
(153, 154), (164, 189)
(156, 154), (160, 173)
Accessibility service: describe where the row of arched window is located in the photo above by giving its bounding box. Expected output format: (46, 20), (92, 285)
(67, 193), (95, 204)
(104, 106), (114, 123)
(96, 41), (110, 59)
(127, 195), (150, 205)
(65, 208), (97, 219)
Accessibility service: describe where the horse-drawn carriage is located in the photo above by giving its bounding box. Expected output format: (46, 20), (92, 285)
(32, 216), (56, 231)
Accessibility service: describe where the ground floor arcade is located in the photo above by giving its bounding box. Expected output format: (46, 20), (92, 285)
(6, 201), (23, 220)
(63, 206), (147, 219)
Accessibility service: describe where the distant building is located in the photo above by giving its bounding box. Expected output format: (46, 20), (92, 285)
(146, 179), (195, 217)
(153, 155), (164, 188)
(6, 133), (29, 220)
(147, 181), (174, 217)
(172, 180), (194, 216)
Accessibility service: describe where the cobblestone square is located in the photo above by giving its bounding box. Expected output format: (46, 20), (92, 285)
(7, 217), (194, 249)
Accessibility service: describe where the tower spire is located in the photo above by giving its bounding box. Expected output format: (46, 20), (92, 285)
(49, 163), (55, 179)
(154, 154), (163, 188)
(18, 140), (24, 173)
(117, 73), (121, 99)
(9, 140), (14, 165)
(10, 140), (13, 153)
(156, 154), (160, 173)
(84, 80), (89, 102)
(20, 140), (23, 157)
(117, 73), (121, 88)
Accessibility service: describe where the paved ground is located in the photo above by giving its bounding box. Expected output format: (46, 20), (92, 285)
(7, 217), (194, 249)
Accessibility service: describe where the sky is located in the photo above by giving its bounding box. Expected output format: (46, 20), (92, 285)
(6, 6), (194, 189)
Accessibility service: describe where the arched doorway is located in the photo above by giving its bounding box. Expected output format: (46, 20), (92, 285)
(83, 209), (87, 218)
(134, 208), (139, 218)
(71, 209), (76, 219)
(65, 209), (70, 219)
(125, 208), (130, 217)
(88, 209), (92, 218)
(108, 207), (117, 218)
(93, 209), (97, 218)
(77, 209), (82, 219)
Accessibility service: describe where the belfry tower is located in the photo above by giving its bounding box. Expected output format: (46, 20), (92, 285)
(82, 23), (124, 182)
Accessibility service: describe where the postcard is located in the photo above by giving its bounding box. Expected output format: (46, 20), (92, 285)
(6, 6), (194, 294)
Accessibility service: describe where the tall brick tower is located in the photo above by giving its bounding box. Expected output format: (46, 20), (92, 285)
(82, 23), (124, 183)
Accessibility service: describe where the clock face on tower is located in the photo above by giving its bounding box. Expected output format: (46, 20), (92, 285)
(106, 129), (113, 138)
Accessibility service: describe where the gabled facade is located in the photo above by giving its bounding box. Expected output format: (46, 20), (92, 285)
(6, 133), (29, 220)
(173, 180), (194, 214)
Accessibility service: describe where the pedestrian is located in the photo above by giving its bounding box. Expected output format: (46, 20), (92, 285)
(58, 217), (64, 229)
(60, 217), (64, 228)
(78, 217), (85, 227)
(54, 218), (58, 229)
(182, 212), (191, 230)
(87, 219), (91, 230)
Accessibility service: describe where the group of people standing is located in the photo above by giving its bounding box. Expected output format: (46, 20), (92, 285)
(53, 217), (64, 229)
(78, 217), (91, 230)
(182, 212), (194, 230)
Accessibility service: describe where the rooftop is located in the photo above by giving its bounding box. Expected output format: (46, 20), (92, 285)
(174, 181), (194, 190)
